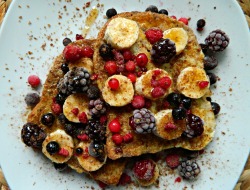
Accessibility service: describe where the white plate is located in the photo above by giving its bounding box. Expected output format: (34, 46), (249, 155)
(0, 0), (250, 189)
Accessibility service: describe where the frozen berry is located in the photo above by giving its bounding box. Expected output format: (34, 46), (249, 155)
(125, 61), (136, 72)
(106, 8), (117, 18)
(112, 134), (123, 145)
(151, 87), (165, 98)
(164, 122), (177, 130)
(136, 53), (148, 67)
(55, 93), (67, 105)
(172, 108), (187, 120)
(197, 19), (206, 30)
(204, 55), (218, 70)
(145, 5), (158, 13)
(170, 15), (177, 19)
(207, 72), (217, 85)
(108, 78), (119, 90)
(108, 118), (121, 133)
(58, 148), (69, 157)
(205, 29), (230, 52)
(123, 133), (133, 143)
(61, 63), (69, 73)
(178, 159), (200, 180)
(119, 173), (132, 185)
(41, 113), (55, 127)
(198, 81), (209, 89)
(28, 75), (40, 88)
(122, 49), (133, 61)
(211, 102), (220, 115)
(166, 93), (182, 108)
(159, 9), (168, 15)
(131, 95), (145, 109)
(127, 73), (137, 83)
(76, 34), (84, 40)
(63, 37), (72, 46)
(76, 147), (83, 155)
(82, 46), (94, 58)
(87, 85), (100, 99)
(178, 17), (189, 25)
(158, 76), (172, 90)
(58, 113), (68, 125)
(46, 141), (60, 155)
(181, 96), (192, 110)
(183, 114), (204, 138)
(133, 159), (156, 181)
(51, 103), (62, 115)
(99, 43), (113, 59)
(25, 92), (40, 107)
(166, 154), (180, 169)
(199, 43), (209, 54)
(53, 163), (68, 171)
(63, 44), (83, 62)
(145, 28), (163, 44)
(78, 112), (88, 124)
(64, 123), (76, 136)
(105, 61), (117, 75)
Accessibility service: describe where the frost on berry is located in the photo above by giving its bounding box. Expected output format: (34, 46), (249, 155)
(133, 159), (156, 181)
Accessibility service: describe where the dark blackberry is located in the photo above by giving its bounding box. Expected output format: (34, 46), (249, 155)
(145, 5), (158, 13)
(178, 159), (201, 180)
(55, 93), (67, 105)
(53, 163), (68, 172)
(61, 63), (69, 74)
(41, 113), (55, 127)
(21, 122), (46, 149)
(106, 8), (117, 18)
(88, 98), (107, 118)
(159, 9), (168, 15)
(99, 43), (113, 59)
(172, 108), (187, 120)
(88, 141), (105, 162)
(182, 114), (204, 138)
(58, 113), (68, 125)
(62, 37), (72, 46)
(207, 72), (217, 85)
(24, 92), (40, 107)
(87, 85), (100, 99)
(46, 141), (60, 155)
(57, 67), (90, 96)
(151, 38), (176, 64)
(211, 102), (220, 115)
(64, 123), (76, 136)
(85, 120), (106, 143)
(204, 55), (218, 70)
(131, 108), (156, 134)
(205, 29), (230, 52)
(76, 147), (83, 155)
(197, 19), (206, 29)
(166, 93), (182, 108)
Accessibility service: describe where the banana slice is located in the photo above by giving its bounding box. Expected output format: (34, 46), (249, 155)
(63, 93), (90, 123)
(68, 57), (93, 74)
(104, 17), (139, 49)
(76, 142), (107, 172)
(102, 75), (134, 106)
(135, 69), (173, 100)
(42, 129), (74, 163)
(153, 109), (186, 140)
(177, 67), (210, 99)
(163, 28), (188, 55)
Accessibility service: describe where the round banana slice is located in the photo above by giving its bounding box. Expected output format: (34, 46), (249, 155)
(63, 93), (90, 123)
(177, 67), (210, 99)
(135, 69), (173, 100)
(68, 57), (93, 74)
(42, 129), (74, 163)
(104, 17), (139, 49)
(163, 28), (188, 55)
(102, 75), (134, 107)
(153, 109), (186, 140)
(76, 142), (107, 172)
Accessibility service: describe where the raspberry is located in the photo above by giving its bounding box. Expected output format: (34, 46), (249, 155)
(76, 34), (84, 40)
(145, 28), (163, 44)
(133, 159), (156, 181)
(127, 73), (137, 83)
(122, 49), (133, 61)
(125, 60), (136, 72)
(71, 108), (79, 116)
(108, 78), (119, 90)
(119, 173), (132, 185)
(178, 17), (189, 25)
(136, 53), (148, 67)
(51, 103), (62, 115)
(108, 118), (121, 133)
(151, 87), (166, 98)
(131, 95), (145, 109)
(104, 61), (117, 75)
(58, 148), (69, 157)
(63, 44), (83, 62)
(198, 81), (209, 89)
(164, 122), (177, 130)
(166, 154), (180, 169)
(158, 76), (172, 90)
(78, 112), (88, 124)
(28, 75), (40, 88)
(82, 46), (94, 58)
(77, 134), (89, 141)
(123, 133), (133, 143)
(112, 134), (123, 145)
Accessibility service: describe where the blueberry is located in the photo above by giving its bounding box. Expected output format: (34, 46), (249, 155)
(159, 9), (168, 15)
(25, 92), (40, 107)
(53, 163), (68, 171)
(58, 113), (68, 125)
(204, 55), (218, 70)
(61, 63), (69, 74)
(88, 141), (104, 158)
(62, 37), (72, 46)
(55, 93), (67, 105)
(172, 108), (187, 120)
(207, 72), (217, 85)
(76, 147), (83, 155)
(166, 93), (182, 108)
(106, 8), (117, 18)
(46, 141), (60, 154)
(64, 123), (76, 136)
(181, 96), (192, 110)
(41, 113), (55, 127)
(145, 5), (158, 13)
(99, 43), (113, 59)
(211, 102), (220, 115)
(197, 19), (206, 28)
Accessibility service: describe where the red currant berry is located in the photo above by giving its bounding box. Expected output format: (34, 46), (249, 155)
(170, 15), (177, 19)
(112, 134), (123, 145)
(82, 46), (94, 58)
(198, 81), (209, 89)
(178, 17), (189, 25)
(28, 75), (41, 88)
(104, 61), (117, 75)
(123, 133), (133, 143)
(51, 103), (62, 115)
(127, 73), (137, 83)
(63, 45), (83, 62)
(136, 53), (148, 67)
(125, 60), (136, 72)
(76, 34), (84, 40)
(123, 49), (133, 61)
(108, 78), (119, 90)
(131, 95), (145, 109)
(158, 76), (172, 90)
(108, 118), (121, 133)
(151, 87), (166, 98)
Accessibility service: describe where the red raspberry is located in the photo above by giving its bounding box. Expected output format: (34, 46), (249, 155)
(28, 75), (40, 88)
(122, 49), (133, 61)
(104, 61), (117, 75)
(164, 122), (177, 130)
(123, 133), (133, 143)
(71, 108), (79, 116)
(82, 46), (94, 58)
(78, 112), (88, 124)
(145, 28), (163, 44)
(58, 148), (69, 157)
(76, 34), (84, 40)
(198, 81), (209, 89)
(158, 76), (172, 90)
(136, 53), (148, 67)
(108, 78), (119, 90)
(127, 73), (137, 83)
(108, 118), (121, 133)
(119, 173), (132, 185)
(63, 44), (83, 62)
(112, 134), (123, 145)
(151, 87), (166, 98)
(77, 134), (89, 141)
(51, 103), (62, 115)
(131, 95), (145, 109)
(165, 154), (180, 169)
(133, 159), (156, 181)
(125, 60), (136, 72)
(178, 17), (189, 25)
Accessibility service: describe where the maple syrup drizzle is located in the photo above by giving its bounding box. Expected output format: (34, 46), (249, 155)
(82, 7), (99, 38)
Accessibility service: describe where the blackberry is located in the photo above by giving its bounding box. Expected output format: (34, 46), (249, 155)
(61, 63), (69, 74)
(159, 9), (168, 15)
(24, 92), (40, 107)
(58, 113), (68, 125)
(55, 93), (67, 105)
(106, 8), (117, 18)
(62, 37), (72, 46)
(166, 93), (182, 108)
(46, 141), (60, 155)
(57, 67), (90, 96)
(178, 159), (201, 180)
(145, 5), (158, 13)
(182, 114), (204, 138)
(41, 113), (55, 127)
(85, 120), (106, 143)
(99, 43), (113, 59)
(88, 141), (105, 162)
(172, 108), (187, 120)
(130, 108), (156, 134)
(88, 98), (107, 118)
(53, 163), (68, 172)
(87, 85), (100, 99)
(64, 123), (76, 136)
(151, 38), (176, 64)
(211, 102), (220, 115)
(207, 72), (217, 85)
(204, 55), (218, 70)
(21, 122), (46, 149)
(205, 29), (230, 52)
